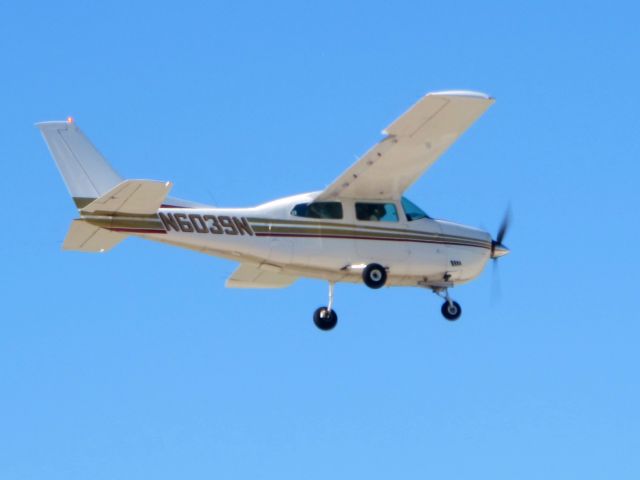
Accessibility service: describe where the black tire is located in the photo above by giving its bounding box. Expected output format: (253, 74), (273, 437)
(313, 307), (338, 331)
(441, 300), (462, 321)
(362, 263), (387, 289)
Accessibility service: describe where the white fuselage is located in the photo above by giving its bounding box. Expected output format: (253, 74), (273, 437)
(127, 192), (492, 287)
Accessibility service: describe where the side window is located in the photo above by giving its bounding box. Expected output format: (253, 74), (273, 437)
(355, 202), (399, 222)
(401, 197), (430, 221)
(291, 202), (343, 219)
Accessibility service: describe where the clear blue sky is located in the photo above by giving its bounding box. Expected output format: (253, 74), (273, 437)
(1, 1), (639, 478)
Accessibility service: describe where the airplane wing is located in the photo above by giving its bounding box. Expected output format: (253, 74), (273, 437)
(225, 263), (299, 288)
(316, 91), (494, 200)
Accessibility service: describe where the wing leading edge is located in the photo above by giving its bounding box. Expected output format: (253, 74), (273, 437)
(316, 91), (494, 200)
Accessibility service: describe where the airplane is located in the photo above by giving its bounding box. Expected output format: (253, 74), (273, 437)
(38, 90), (510, 331)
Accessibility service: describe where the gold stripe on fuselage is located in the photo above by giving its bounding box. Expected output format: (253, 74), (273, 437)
(78, 210), (490, 250)
(249, 218), (490, 249)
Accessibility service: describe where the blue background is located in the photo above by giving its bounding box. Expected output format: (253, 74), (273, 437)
(1, 1), (638, 478)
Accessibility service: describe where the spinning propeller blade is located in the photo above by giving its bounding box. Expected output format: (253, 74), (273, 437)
(490, 207), (511, 303)
(491, 206), (511, 259)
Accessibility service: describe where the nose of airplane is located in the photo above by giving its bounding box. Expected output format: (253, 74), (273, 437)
(491, 241), (510, 259)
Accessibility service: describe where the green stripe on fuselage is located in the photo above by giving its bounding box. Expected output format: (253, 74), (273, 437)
(84, 216), (165, 231)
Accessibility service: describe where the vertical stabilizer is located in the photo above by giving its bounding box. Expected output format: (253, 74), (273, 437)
(37, 120), (123, 208)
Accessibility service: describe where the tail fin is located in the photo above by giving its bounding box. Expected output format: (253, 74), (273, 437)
(37, 120), (206, 253)
(36, 119), (122, 209)
(37, 119), (210, 210)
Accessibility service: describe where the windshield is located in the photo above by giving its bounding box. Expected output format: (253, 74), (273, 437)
(401, 197), (430, 221)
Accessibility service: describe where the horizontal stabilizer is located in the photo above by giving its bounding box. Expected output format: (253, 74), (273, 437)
(226, 263), (299, 288)
(82, 179), (172, 215)
(63, 220), (125, 252)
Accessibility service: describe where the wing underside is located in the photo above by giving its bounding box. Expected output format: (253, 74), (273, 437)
(317, 91), (494, 200)
(226, 263), (299, 288)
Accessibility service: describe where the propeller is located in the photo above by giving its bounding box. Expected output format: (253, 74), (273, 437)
(491, 207), (511, 260)
(490, 207), (511, 303)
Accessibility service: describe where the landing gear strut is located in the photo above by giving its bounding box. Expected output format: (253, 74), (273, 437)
(433, 288), (462, 321)
(313, 282), (338, 331)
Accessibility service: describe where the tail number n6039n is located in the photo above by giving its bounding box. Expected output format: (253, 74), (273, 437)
(159, 212), (254, 236)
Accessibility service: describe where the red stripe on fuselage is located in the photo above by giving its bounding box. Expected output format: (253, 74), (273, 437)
(108, 228), (167, 234)
(254, 232), (489, 249)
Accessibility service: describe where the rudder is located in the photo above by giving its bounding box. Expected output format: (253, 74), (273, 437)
(37, 119), (123, 209)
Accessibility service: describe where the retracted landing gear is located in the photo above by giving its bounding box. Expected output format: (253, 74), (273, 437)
(362, 263), (387, 289)
(313, 282), (338, 331)
(433, 288), (462, 321)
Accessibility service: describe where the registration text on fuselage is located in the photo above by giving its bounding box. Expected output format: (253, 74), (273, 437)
(159, 212), (254, 236)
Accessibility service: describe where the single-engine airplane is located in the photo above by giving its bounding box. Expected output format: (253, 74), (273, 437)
(38, 90), (510, 331)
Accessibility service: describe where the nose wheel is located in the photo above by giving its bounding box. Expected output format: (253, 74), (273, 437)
(441, 300), (462, 321)
(313, 282), (338, 331)
(433, 288), (463, 321)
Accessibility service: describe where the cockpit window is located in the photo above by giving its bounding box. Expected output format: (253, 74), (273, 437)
(401, 197), (430, 221)
(355, 202), (399, 222)
(291, 202), (343, 219)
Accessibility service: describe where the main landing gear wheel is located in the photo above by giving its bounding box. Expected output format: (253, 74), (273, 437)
(313, 282), (338, 331)
(313, 307), (338, 331)
(362, 263), (387, 289)
(441, 300), (462, 321)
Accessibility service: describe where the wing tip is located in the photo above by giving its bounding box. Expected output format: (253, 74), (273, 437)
(35, 120), (74, 130)
(428, 90), (494, 100)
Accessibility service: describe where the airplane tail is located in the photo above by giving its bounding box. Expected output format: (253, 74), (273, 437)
(37, 119), (124, 209)
(37, 119), (179, 252)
